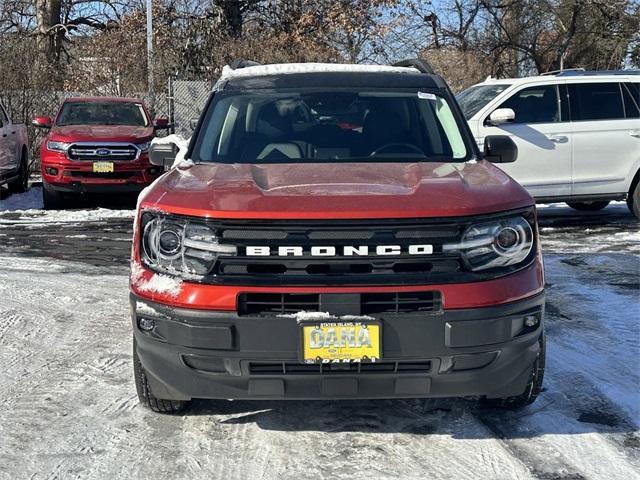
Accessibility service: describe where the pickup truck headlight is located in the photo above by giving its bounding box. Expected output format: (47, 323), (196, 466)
(140, 213), (237, 277)
(47, 140), (70, 152)
(444, 214), (534, 271)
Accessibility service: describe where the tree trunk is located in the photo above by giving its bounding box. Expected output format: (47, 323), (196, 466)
(34, 0), (63, 64)
(222, 1), (242, 38)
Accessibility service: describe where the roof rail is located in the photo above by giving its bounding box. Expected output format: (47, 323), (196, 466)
(555, 69), (640, 77)
(229, 59), (261, 70)
(541, 67), (585, 76)
(392, 58), (435, 75)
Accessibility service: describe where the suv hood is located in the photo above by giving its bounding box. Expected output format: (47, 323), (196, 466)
(140, 160), (533, 219)
(49, 125), (154, 143)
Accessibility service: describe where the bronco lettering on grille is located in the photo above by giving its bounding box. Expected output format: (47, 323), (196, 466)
(245, 245), (433, 257)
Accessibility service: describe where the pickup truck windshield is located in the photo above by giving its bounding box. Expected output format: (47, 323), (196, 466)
(56, 102), (148, 127)
(193, 90), (469, 163)
(456, 84), (511, 120)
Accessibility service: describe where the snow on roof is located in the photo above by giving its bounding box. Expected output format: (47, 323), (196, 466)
(219, 62), (421, 81)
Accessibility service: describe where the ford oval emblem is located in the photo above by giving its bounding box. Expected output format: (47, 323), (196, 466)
(96, 148), (111, 156)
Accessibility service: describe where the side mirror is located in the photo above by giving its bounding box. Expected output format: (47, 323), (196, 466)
(149, 142), (178, 168)
(485, 108), (515, 126)
(32, 116), (53, 129)
(484, 135), (518, 163)
(153, 117), (171, 129)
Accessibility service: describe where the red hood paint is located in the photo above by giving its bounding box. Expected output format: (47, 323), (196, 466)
(139, 160), (533, 219)
(49, 125), (154, 143)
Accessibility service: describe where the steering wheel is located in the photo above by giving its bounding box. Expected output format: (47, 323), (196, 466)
(369, 143), (425, 157)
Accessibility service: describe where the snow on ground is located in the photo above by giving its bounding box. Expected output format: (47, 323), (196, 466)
(0, 252), (638, 480)
(0, 189), (638, 479)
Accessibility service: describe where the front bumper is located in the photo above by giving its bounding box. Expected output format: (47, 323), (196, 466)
(41, 152), (161, 193)
(131, 292), (545, 401)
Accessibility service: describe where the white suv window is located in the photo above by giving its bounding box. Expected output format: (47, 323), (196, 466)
(497, 85), (560, 124)
(568, 83), (625, 121)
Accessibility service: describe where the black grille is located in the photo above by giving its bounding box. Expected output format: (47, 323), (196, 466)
(361, 292), (442, 315)
(211, 218), (465, 286)
(249, 361), (431, 375)
(238, 293), (320, 316)
(67, 171), (136, 179)
(237, 292), (442, 316)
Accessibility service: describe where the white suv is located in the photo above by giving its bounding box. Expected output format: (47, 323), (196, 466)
(457, 70), (640, 218)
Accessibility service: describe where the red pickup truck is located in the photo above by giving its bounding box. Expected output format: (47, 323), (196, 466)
(33, 97), (169, 209)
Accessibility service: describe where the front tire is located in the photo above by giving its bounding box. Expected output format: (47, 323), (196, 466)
(567, 201), (610, 211)
(42, 183), (65, 210)
(133, 338), (190, 414)
(8, 150), (29, 194)
(627, 181), (640, 219)
(482, 333), (546, 410)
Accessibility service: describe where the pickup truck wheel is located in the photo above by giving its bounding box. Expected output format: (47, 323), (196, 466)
(627, 181), (640, 219)
(566, 201), (610, 211)
(8, 151), (29, 193)
(133, 338), (190, 414)
(42, 184), (66, 210)
(481, 333), (545, 410)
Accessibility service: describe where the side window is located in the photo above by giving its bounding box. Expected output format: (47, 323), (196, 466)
(568, 83), (625, 121)
(622, 83), (640, 119)
(496, 85), (560, 124)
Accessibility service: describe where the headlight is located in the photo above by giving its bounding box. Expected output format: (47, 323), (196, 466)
(137, 141), (151, 152)
(47, 140), (70, 152)
(140, 213), (237, 277)
(444, 215), (534, 271)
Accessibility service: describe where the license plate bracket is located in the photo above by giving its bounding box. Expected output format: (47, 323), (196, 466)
(300, 320), (382, 364)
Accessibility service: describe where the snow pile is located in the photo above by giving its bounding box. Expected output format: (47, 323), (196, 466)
(130, 262), (182, 297)
(0, 207), (135, 225)
(219, 62), (421, 82)
(279, 311), (376, 323)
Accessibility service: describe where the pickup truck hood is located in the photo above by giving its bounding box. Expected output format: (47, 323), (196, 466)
(140, 160), (533, 219)
(49, 125), (154, 143)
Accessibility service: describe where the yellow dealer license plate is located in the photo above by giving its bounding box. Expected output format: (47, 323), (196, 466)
(302, 321), (381, 364)
(93, 162), (114, 173)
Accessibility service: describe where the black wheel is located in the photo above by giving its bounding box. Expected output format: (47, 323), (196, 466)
(482, 333), (546, 410)
(567, 201), (610, 211)
(627, 180), (639, 219)
(8, 150), (29, 194)
(133, 338), (190, 414)
(42, 183), (65, 210)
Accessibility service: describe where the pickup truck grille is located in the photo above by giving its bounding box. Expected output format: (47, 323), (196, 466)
(67, 143), (139, 161)
(206, 218), (469, 286)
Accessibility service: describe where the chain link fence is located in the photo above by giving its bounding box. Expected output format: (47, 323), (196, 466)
(168, 79), (212, 138)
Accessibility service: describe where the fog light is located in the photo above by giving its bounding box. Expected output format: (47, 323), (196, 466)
(138, 317), (155, 331)
(524, 315), (539, 327)
(45, 167), (58, 175)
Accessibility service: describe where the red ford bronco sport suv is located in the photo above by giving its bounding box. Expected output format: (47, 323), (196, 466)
(33, 97), (170, 209)
(131, 60), (545, 414)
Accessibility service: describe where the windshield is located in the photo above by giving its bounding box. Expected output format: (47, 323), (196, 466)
(56, 102), (148, 127)
(456, 84), (511, 120)
(192, 90), (470, 163)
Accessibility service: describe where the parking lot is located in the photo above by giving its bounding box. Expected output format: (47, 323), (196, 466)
(0, 189), (638, 480)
